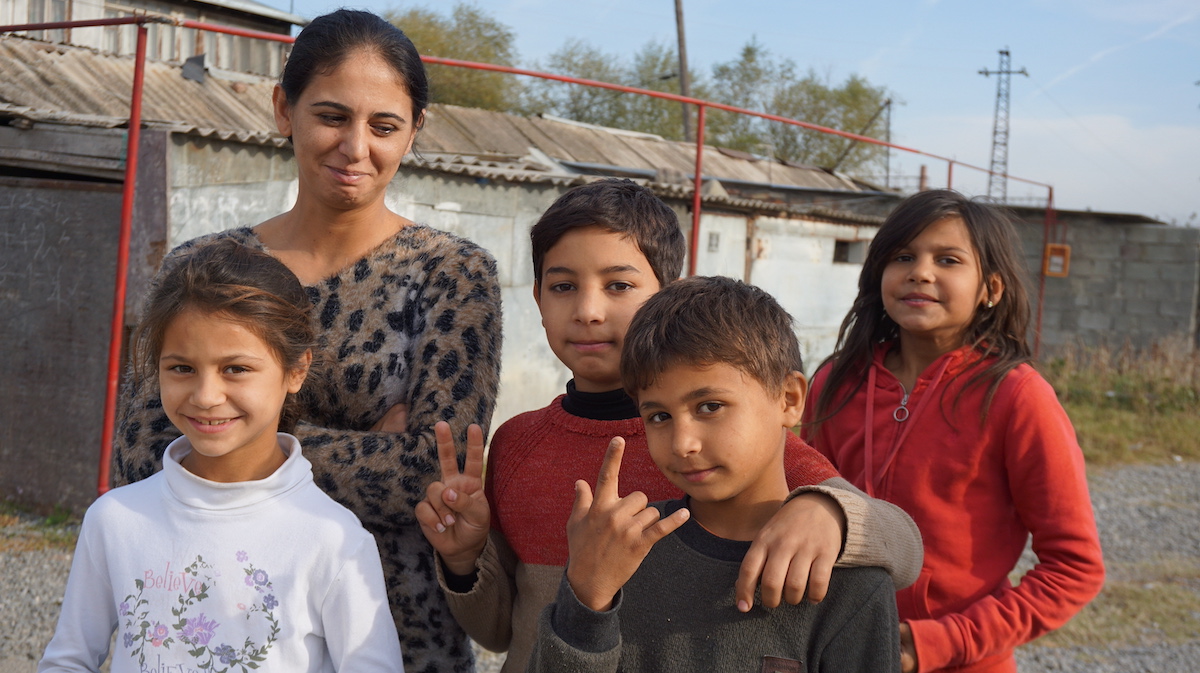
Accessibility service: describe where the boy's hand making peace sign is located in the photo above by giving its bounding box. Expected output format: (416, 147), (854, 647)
(563, 436), (691, 612)
(416, 421), (490, 576)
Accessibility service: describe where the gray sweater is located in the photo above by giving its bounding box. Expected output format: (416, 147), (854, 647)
(529, 500), (900, 673)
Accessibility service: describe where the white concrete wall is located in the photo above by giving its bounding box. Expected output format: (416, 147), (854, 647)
(691, 211), (874, 374)
(750, 217), (875, 372)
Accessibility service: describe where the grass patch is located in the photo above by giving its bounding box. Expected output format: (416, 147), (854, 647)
(1041, 336), (1200, 466)
(1035, 577), (1200, 648)
(1064, 402), (1200, 466)
(0, 500), (79, 553)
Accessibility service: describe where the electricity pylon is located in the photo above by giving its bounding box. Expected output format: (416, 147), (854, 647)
(979, 49), (1028, 203)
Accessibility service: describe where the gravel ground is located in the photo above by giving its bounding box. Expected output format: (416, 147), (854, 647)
(4, 462), (1197, 673)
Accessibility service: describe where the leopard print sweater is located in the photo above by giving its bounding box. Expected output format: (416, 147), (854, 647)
(113, 224), (503, 673)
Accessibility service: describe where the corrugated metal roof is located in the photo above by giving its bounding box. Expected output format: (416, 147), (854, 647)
(0, 37), (279, 139)
(0, 34), (887, 224)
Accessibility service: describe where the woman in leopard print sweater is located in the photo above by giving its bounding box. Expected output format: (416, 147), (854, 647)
(113, 10), (501, 672)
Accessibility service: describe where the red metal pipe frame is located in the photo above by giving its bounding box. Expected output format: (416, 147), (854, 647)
(0, 16), (296, 496)
(688, 105), (707, 276)
(0, 18), (1058, 495)
(1034, 187), (1057, 359)
(421, 56), (1054, 191)
(94, 23), (148, 495)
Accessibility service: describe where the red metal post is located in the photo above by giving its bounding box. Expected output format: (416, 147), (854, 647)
(688, 105), (707, 277)
(1034, 186), (1055, 359)
(97, 22), (148, 495)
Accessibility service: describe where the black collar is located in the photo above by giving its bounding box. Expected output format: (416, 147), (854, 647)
(560, 379), (640, 421)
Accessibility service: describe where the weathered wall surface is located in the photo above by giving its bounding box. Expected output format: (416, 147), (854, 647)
(0, 177), (122, 512)
(1015, 216), (1200, 353)
(748, 216), (874, 371)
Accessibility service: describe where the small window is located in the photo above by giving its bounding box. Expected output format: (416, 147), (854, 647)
(707, 232), (720, 253)
(833, 240), (866, 264)
(28, 0), (69, 43)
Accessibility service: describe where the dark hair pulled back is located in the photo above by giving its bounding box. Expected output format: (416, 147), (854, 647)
(280, 9), (429, 125)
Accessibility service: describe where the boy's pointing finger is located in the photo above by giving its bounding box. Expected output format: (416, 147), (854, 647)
(594, 436), (626, 499)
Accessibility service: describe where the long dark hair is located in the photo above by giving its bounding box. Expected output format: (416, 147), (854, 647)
(809, 189), (1032, 433)
(133, 239), (318, 433)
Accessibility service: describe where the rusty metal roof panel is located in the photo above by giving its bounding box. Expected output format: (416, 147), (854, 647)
(0, 36), (278, 136)
(501, 115), (577, 158)
(524, 118), (607, 163)
(619, 136), (690, 171)
(424, 105), (537, 156)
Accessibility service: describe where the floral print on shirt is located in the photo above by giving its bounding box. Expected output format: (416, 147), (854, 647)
(120, 553), (280, 672)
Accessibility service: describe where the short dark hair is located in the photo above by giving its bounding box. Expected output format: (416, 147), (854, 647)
(133, 239), (317, 433)
(280, 9), (429, 126)
(530, 179), (686, 287)
(621, 276), (801, 396)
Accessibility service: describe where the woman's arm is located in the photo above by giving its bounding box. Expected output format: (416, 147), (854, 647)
(294, 239), (503, 530)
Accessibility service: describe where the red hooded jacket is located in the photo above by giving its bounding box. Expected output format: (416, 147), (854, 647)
(804, 344), (1104, 673)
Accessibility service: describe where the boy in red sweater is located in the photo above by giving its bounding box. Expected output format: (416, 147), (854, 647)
(416, 179), (923, 672)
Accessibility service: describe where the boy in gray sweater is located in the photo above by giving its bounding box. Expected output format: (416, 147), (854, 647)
(529, 276), (900, 673)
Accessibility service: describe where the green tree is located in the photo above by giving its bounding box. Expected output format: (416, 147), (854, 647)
(387, 3), (521, 111)
(625, 41), (704, 141)
(521, 39), (630, 127)
(521, 39), (703, 141)
(707, 40), (891, 174)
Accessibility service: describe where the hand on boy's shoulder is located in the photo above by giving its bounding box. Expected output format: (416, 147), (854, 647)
(736, 491), (845, 611)
(565, 436), (690, 612)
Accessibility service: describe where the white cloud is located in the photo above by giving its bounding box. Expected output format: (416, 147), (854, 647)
(1009, 114), (1200, 223)
(1033, 9), (1200, 95)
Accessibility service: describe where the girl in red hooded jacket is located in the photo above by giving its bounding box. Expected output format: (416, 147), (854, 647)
(803, 189), (1104, 673)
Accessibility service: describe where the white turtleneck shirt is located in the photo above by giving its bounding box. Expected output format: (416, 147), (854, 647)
(39, 433), (403, 673)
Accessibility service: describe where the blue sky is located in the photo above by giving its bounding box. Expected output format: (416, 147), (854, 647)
(265, 0), (1200, 224)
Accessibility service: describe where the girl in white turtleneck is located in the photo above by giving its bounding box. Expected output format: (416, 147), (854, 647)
(39, 239), (403, 673)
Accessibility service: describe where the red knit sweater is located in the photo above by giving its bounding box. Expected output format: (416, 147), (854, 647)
(489, 395), (839, 567)
(803, 344), (1105, 673)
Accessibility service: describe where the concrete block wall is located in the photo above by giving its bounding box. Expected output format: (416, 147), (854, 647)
(1015, 215), (1200, 353)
